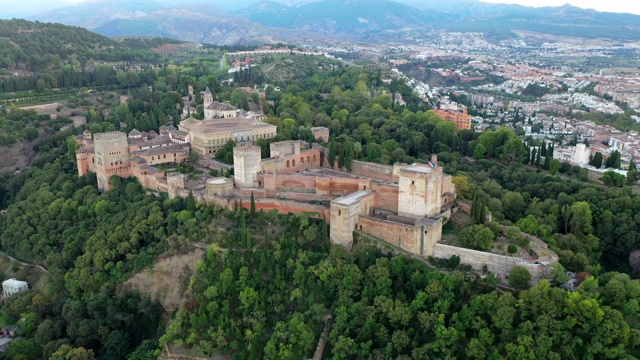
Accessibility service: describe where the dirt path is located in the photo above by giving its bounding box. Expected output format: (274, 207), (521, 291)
(0, 251), (48, 274)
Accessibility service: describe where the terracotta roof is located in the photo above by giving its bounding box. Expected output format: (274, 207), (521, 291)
(179, 117), (276, 134)
(206, 101), (236, 111)
(132, 143), (186, 157)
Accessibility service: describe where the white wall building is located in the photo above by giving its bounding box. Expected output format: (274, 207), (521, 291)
(553, 143), (590, 166)
(2, 279), (28, 297)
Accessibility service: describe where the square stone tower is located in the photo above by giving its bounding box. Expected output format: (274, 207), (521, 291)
(397, 163), (443, 219)
(330, 190), (375, 248)
(94, 132), (131, 191)
(233, 145), (262, 188)
(167, 172), (185, 200)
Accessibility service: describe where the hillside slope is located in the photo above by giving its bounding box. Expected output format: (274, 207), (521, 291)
(0, 19), (124, 71)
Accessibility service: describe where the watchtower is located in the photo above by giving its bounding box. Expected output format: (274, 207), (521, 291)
(93, 132), (131, 191)
(167, 172), (185, 199)
(206, 177), (234, 199)
(397, 163), (443, 219)
(233, 145), (261, 188)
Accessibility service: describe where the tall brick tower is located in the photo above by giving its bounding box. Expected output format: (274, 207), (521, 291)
(233, 145), (261, 188)
(93, 132), (131, 191)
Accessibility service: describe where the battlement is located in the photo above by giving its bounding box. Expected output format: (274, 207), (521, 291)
(234, 145), (261, 155)
(270, 140), (301, 158)
(166, 172), (184, 180)
(94, 132), (127, 141)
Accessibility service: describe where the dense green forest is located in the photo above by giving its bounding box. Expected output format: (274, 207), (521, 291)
(0, 19), (159, 72)
(161, 215), (640, 359)
(0, 43), (640, 359)
(0, 129), (232, 359)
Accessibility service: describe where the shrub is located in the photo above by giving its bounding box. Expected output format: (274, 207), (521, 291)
(508, 245), (517, 254)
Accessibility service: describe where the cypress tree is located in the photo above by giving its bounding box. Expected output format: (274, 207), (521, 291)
(345, 142), (354, 172)
(338, 144), (346, 169)
(250, 191), (256, 218)
(535, 147), (541, 167)
(328, 138), (336, 168)
(630, 158), (637, 171)
(470, 193), (486, 224)
(524, 145), (531, 164)
(240, 205), (247, 247)
(593, 152), (603, 168)
(543, 149), (551, 170)
(321, 214), (329, 242)
(186, 191), (196, 212)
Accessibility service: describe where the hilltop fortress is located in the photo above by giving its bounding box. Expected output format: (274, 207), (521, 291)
(76, 116), (557, 281)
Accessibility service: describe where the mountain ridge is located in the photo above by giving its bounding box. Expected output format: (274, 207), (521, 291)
(27, 0), (640, 44)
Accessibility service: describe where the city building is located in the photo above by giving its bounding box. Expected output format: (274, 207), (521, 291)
(432, 109), (473, 130)
(553, 143), (590, 166)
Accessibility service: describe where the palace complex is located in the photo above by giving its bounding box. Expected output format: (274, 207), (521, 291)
(76, 112), (557, 281)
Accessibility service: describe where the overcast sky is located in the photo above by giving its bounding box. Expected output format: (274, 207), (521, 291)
(1, 0), (640, 18)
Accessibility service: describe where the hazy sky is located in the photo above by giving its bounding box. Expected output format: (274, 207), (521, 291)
(1, 0), (640, 18)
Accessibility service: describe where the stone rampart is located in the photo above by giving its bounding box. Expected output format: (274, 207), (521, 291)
(370, 183), (399, 212)
(359, 216), (421, 255)
(351, 161), (395, 182)
(432, 244), (548, 282)
(275, 174), (317, 192)
(316, 177), (369, 196)
(252, 198), (330, 220)
(279, 193), (334, 202)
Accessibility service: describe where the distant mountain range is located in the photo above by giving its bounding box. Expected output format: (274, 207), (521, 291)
(27, 0), (640, 44)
